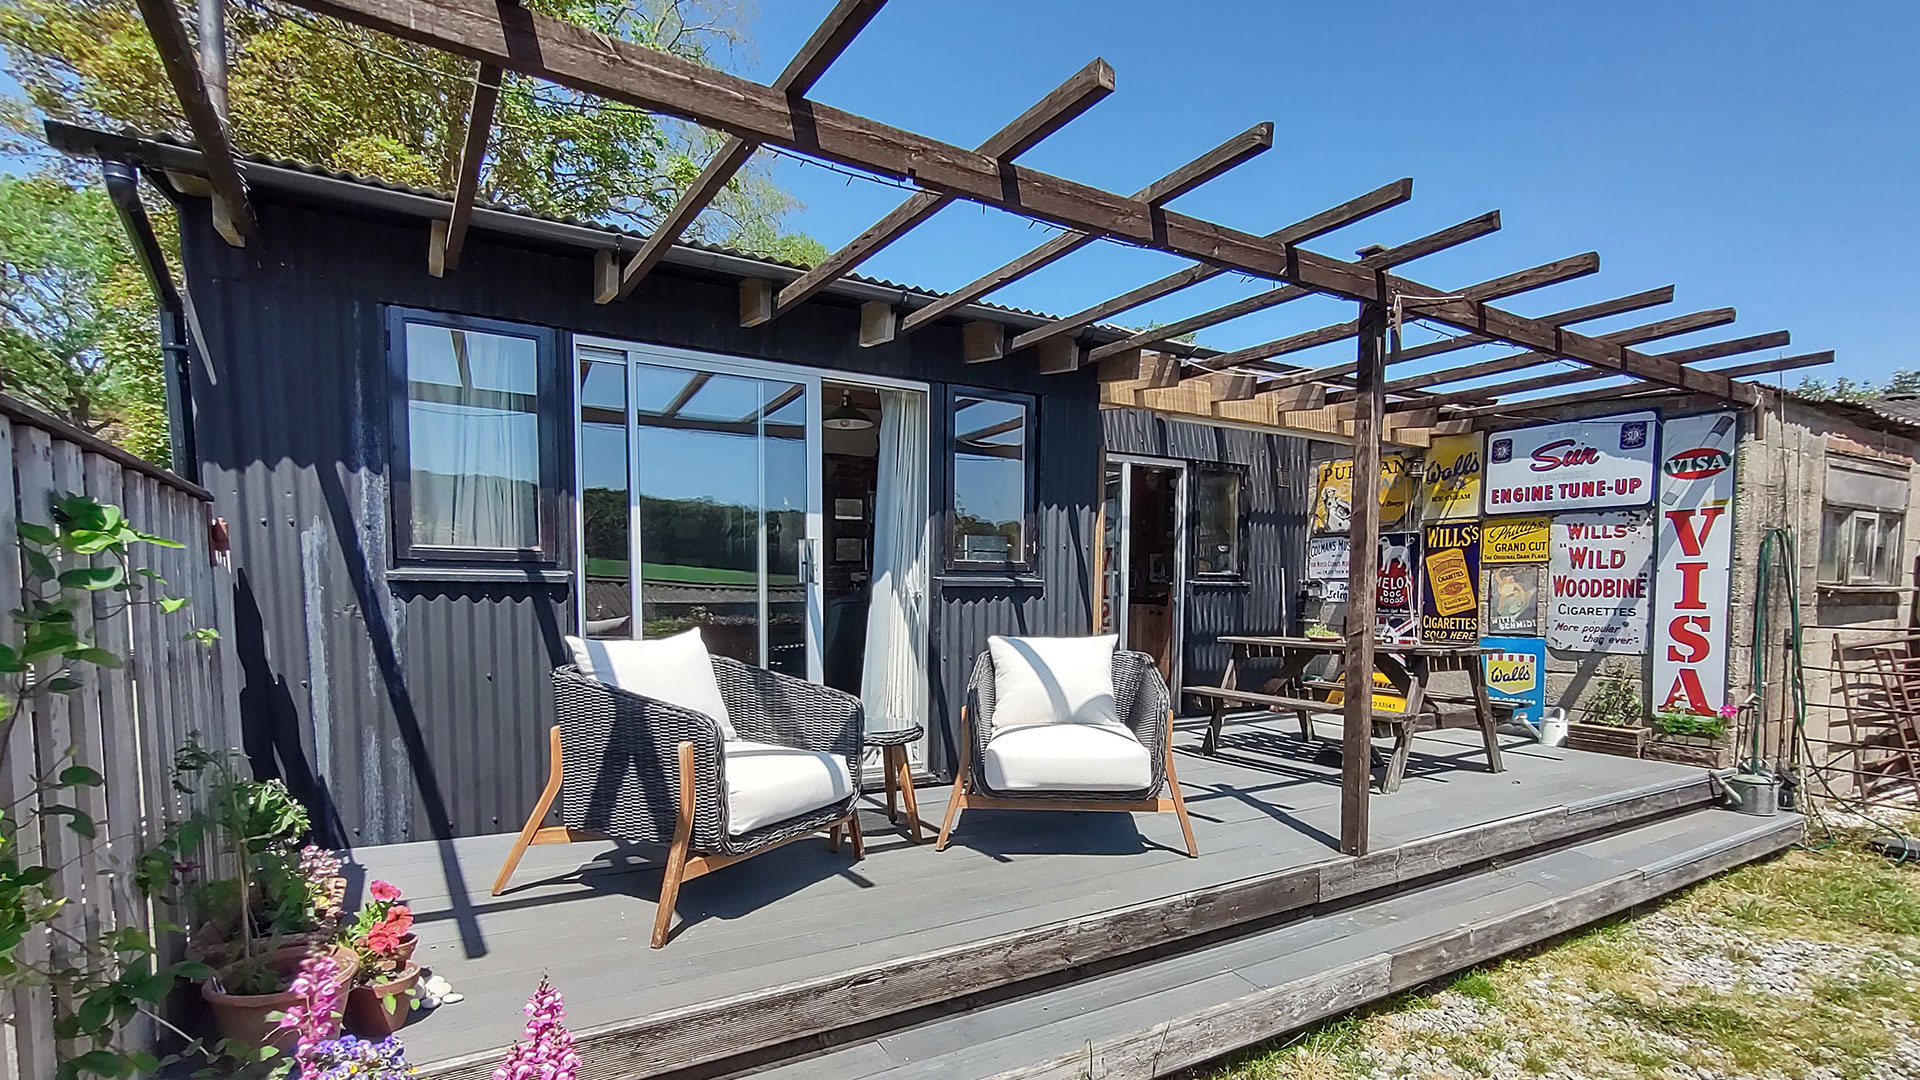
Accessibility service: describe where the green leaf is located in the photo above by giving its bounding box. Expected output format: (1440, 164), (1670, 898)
(69, 647), (122, 669)
(41, 804), (95, 839)
(57, 566), (123, 590)
(58, 764), (103, 787)
(44, 676), (81, 693)
(16, 522), (54, 546)
(169, 960), (215, 981)
(68, 1049), (132, 1077)
(24, 550), (55, 581)
(158, 596), (188, 614)
(135, 533), (184, 549)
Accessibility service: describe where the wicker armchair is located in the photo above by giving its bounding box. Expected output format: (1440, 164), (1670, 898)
(491, 656), (865, 947)
(934, 647), (1198, 858)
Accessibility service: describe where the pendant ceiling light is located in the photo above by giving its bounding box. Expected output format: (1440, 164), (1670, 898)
(824, 389), (875, 430)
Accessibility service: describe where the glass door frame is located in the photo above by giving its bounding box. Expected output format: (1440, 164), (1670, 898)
(572, 335), (827, 681)
(1104, 453), (1189, 699)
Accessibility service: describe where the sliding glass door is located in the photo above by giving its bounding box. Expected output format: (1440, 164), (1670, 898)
(575, 342), (822, 681)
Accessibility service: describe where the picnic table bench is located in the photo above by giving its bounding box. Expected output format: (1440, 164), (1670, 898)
(1187, 635), (1506, 793)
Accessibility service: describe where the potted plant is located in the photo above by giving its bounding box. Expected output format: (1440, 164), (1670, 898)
(1647, 702), (1737, 768)
(1566, 662), (1650, 757)
(140, 741), (357, 1053)
(343, 880), (422, 1037)
(1303, 618), (1340, 641)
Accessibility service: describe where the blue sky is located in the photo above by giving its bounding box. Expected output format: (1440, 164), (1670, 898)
(735, 0), (1913, 390)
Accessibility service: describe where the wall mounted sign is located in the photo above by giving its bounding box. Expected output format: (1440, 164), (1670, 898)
(1483, 411), (1658, 514)
(1485, 564), (1541, 636)
(1420, 521), (1481, 646)
(1422, 432), (1484, 520)
(1480, 636), (1548, 733)
(1377, 532), (1418, 617)
(1307, 537), (1351, 602)
(1653, 412), (1738, 715)
(1547, 509), (1655, 653)
(1482, 516), (1550, 563)
(1312, 454), (1418, 534)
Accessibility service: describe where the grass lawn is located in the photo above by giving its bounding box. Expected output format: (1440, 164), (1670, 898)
(1188, 820), (1920, 1080)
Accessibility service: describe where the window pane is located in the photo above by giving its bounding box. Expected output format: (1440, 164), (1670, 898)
(1193, 471), (1242, 577)
(951, 395), (1027, 564)
(633, 364), (762, 664)
(1818, 508), (1848, 583)
(763, 381), (809, 677)
(579, 357), (629, 637)
(1850, 513), (1878, 584)
(1876, 512), (1906, 586)
(405, 323), (540, 550)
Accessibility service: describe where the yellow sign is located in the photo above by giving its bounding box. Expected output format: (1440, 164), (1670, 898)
(1422, 432), (1483, 520)
(1312, 454), (1417, 534)
(1483, 516), (1550, 563)
(1425, 547), (1476, 616)
(1484, 653), (1540, 695)
(1323, 668), (1409, 713)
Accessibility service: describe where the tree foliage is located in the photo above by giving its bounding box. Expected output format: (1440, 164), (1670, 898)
(0, 173), (171, 462)
(1, 0), (820, 250)
(1796, 369), (1920, 403)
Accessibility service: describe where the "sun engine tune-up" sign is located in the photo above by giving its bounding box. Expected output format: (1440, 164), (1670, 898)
(1482, 411), (1658, 514)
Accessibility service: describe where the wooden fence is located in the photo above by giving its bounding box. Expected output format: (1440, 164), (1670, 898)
(0, 395), (240, 1077)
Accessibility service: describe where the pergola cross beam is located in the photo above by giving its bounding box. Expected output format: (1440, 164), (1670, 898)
(1394, 329), (1791, 413)
(133, 0), (255, 244)
(896, 122), (1275, 336)
(1093, 209), (1502, 368)
(752, 58), (1116, 326)
(429, 62), (501, 275)
(599, 0), (886, 303)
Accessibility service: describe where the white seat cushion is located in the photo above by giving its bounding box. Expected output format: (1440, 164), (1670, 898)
(987, 634), (1121, 731)
(722, 740), (855, 836)
(982, 724), (1151, 794)
(564, 629), (735, 740)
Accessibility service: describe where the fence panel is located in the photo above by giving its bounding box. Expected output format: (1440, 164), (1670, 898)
(0, 397), (235, 1077)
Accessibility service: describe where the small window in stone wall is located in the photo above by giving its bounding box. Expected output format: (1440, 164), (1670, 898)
(1818, 453), (1910, 586)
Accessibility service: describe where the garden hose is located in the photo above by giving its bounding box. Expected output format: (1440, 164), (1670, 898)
(1752, 526), (1915, 858)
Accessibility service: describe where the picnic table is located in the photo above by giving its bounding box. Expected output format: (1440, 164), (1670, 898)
(1185, 635), (1507, 792)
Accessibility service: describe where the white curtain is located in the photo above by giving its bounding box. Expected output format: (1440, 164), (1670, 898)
(861, 388), (930, 741)
(407, 327), (540, 549)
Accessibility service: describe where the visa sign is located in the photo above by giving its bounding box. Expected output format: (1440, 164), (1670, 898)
(1653, 413), (1738, 714)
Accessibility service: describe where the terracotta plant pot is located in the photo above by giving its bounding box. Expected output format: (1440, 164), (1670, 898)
(1566, 721), (1650, 758)
(394, 932), (418, 965)
(345, 963), (422, 1038)
(201, 944), (359, 1052)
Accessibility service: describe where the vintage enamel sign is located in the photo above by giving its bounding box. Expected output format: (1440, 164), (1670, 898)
(1482, 516), (1550, 563)
(1420, 521), (1481, 646)
(1483, 411), (1658, 514)
(1307, 537), (1351, 603)
(1652, 412), (1737, 715)
(1422, 432), (1484, 520)
(1312, 454), (1419, 534)
(1480, 636), (1547, 732)
(1484, 564), (1541, 636)
(1547, 509), (1655, 654)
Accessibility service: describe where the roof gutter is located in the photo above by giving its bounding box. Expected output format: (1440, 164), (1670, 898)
(101, 158), (199, 481)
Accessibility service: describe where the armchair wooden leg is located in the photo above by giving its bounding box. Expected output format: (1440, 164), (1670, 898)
(894, 745), (924, 844)
(935, 706), (973, 852)
(847, 807), (865, 861)
(652, 741), (698, 949)
(1164, 709), (1199, 858)
(828, 824), (841, 852)
(493, 726), (566, 896)
(884, 744), (900, 823)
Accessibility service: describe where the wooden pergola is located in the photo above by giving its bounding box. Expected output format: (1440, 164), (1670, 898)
(129, 0), (1831, 856)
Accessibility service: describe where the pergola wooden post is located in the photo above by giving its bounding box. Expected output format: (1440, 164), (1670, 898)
(1341, 298), (1389, 856)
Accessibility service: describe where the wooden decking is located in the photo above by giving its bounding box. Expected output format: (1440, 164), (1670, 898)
(349, 715), (1706, 1073)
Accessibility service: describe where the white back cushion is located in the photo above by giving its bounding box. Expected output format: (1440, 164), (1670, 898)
(564, 629), (736, 740)
(986, 634), (1122, 732)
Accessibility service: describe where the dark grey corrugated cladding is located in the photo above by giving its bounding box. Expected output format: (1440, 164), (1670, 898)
(180, 188), (1101, 847)
(1102, 408), (1314, 705)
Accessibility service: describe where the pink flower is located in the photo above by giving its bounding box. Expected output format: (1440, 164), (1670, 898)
(1718, 703), (1740, 719)
(494, 976), (580, 1080)
(368, 880), (403, 903)
(380, 905), (413, 936)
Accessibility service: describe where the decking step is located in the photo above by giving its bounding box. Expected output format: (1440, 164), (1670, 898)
(742, 807), (1802, 1080)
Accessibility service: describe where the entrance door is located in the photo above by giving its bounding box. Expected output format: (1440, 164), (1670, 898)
(575, 342), (822, 681)
(1101, 457), (1186, 695)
